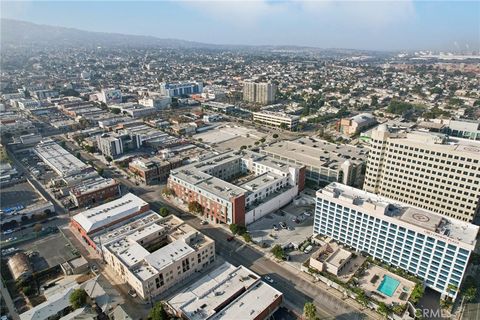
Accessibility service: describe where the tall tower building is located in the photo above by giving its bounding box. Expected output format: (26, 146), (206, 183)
(243, 81), (276, 105)
(364, 125), (480, 222)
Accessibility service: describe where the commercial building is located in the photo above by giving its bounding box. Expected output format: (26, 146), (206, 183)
(201, 101), (236, 114)
(138, 96), (171, 110)
(364, 125), (480, 222)
(252, 111), (299, 131)
(70, 193), (150, 249)
(313, 182), (479, 299)
(101, 213), (215, 300)
(168, 150), (305, 225)
(160, 82), (203, 97)
(0, 143), (8, 161)
(129, 155), (185, 185)
(110, 103), (157, 118)
(443, 120), (480, 140)
(338, 113), (377, 136)
(34, 139), (89, 177)
(69, 176), (120, 207)
(243, 81), (276, 105)
(261, 137), (366, 187)
(167, 262), (282, 320)
(99, 88), (122, 105)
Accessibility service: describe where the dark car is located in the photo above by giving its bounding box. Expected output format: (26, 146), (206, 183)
(227, 236), (234, 242)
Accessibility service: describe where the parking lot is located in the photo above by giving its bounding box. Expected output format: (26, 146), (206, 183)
(248, 195), (317, 267)
(0, 182), (41, 208)
(18, 232), (79, 272)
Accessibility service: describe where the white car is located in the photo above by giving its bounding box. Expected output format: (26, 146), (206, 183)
(128, 289), (137, 298)
(3, 230), (13, 235)
(264, 276), (274, 284)
(303, 211), (312, 217)
(201, 220), (209, 225)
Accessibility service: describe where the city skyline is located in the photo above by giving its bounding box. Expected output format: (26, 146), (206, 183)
(1, 0), (479, 51)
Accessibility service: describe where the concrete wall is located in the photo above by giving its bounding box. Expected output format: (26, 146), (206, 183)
(245, 186), (298, 225)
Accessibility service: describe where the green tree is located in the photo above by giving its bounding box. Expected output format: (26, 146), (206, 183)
(188, 201), (203, 214)
(105, 156), (113, 163)
(240, 145), (247, 150)
(271, 245), (285, 260)
(464, 287), (477, 302)
(149, 301), (169, 320)
(242, 233), (252, 242)
(303, 302), (318, 320)
(69, 288), (88, 309)
(356, 291), (369, 308)
(279, 123), (288, 130)
(229, 223), (239, 235)
(377, 302), (391, 318)
(97, 168), (104, 176)
(159, 207), (169, 216)
(272, 134), (279, 139)
(110, 108), (121, 114)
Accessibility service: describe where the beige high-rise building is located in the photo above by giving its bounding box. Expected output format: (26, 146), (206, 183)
(364, 125), (480, 222)
(243, 81), (276, 105)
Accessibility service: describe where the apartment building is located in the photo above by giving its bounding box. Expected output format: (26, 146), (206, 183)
(168, 150), (305, 225)
(364, 125), (480, 222)
(314, 183), (479, 300)
(129, 155), (185, 185)
(261, 137), (367, 187)
(252, 111), (300, 131)
(243, 81), (276, 105)
(160, 82), (203, 97)
(338, 113), (377, 136)
(101, 213), (215, 300)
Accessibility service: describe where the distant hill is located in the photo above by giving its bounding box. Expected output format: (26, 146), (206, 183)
(0, 18), (213, 49)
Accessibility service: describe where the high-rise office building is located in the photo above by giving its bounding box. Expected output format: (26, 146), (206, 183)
(313, 182), (478, 300)
(364, 125), (480, 222)
(243, 81), (276, 105)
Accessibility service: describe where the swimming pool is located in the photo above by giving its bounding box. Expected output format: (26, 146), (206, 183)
(377, 275), (400, 297)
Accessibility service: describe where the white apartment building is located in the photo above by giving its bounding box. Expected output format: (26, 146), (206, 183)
(160, 82), (203, 97)
(252, 111), (300, 131)
(364, 125), (480, 222)
(243, 81), (276, 105)
(314, 183), (479, 300)
(100, 213), (215, 300)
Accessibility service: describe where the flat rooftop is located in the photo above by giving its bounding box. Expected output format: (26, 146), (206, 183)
(168, 262), (282, 320)
(252, 110), (300, 120)
(103, 214), (213, 281)
(318, 183), (479, 248)
(34, 139), (89, 177)
(72, 193), (148, 233)
(170, 150), (297, 200)
(262, 137), (366, 170)
(70, 176), (118, 196)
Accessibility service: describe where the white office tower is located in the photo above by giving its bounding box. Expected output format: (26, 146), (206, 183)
(364, 125), (480, 222)
(314, 183), (478, 300)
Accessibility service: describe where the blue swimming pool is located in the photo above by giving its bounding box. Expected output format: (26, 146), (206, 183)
(377, 275), (400, 297)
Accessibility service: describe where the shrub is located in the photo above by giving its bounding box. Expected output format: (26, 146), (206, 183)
(69, 288), (87, 309)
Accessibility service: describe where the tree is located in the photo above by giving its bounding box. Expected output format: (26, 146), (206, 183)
(97, 168), (104, 176)
(271, 245), (285, 260)
(377, 302), (391, 318)
(303, 302), (318, 320)
(105, 156), (113, 163)
(464, 287), (477, 302)
(33, 223), (42, 236)
(110, 108), (121, 114)
(149, 301), (169, 320)
(69, 288), (88, 309)
(188, 201), (203, 214)
(229, 223), (239, 235)
(242, 233), (252, 242)
(159, 207), (169, 216)
(240, 145), (247, 150)
(279, 123), (288, 130)
(162, 187), (175, 197)
(356, 291), (369, 308)
(272, 134), (279, 139)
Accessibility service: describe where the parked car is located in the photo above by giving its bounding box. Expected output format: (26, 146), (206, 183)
(264, 276), (274, 284)
(3, 229), (13, 235)
(279, 222), (287, 229)
(90, 264), (99, 273)
(201, 220), (208, 225)
(303, 245), (313, 254)
(272, 224), (279, 231)
(287, 226), (294, 231)
(303, 211), (312, 217)
(226, 236), (234, 242)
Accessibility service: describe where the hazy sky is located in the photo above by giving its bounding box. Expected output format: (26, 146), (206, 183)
(2, 0), (479, 51)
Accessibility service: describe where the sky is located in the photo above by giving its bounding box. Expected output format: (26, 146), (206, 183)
(1, 0), (479, 51)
